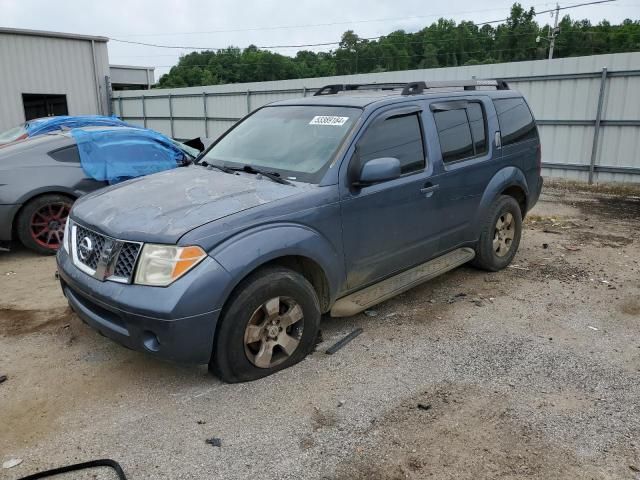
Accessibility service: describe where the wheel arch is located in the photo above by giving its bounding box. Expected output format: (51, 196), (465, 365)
(12, 189), (77, 235)
(472, 167), (529, 234)
(209, 224), (344, 315)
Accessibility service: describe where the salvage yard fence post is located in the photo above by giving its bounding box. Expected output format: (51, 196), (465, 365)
(589, 67), (607, 185)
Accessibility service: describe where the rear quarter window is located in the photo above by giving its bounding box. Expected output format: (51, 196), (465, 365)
(48, 145), (80, 163)
(493, 97), (537, 146)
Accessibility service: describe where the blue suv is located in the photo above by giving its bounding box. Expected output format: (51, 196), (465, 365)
(56, 80), (543, 382)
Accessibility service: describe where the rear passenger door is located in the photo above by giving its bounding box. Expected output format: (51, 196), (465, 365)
(426, 96), (499, 249)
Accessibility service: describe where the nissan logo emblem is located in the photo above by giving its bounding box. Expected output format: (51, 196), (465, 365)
(78, 236), (94, 261)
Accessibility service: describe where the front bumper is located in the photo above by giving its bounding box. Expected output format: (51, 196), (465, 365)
(57, 247), (232, 364)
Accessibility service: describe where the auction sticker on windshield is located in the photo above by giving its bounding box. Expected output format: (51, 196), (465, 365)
(309, 116), (349, 126)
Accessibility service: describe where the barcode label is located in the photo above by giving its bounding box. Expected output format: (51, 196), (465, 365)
(309, 116), (349, 126)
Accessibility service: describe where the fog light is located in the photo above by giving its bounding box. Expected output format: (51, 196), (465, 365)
(142, 331), (160, 352)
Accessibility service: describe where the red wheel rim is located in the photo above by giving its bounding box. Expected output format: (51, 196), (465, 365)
(29, 201), (71, 250)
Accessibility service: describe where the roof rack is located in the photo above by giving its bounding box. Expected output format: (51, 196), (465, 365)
(314, 83), (410, 96)
(313, 79), (510, 96)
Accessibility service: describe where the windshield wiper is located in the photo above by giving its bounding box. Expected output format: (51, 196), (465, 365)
(200, 160), (235, 174)
(232, 165), (293, 185)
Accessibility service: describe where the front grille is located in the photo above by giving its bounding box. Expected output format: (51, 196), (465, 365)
(113, 242), (141, 279)
(75, 225), (106, 270)
(71, 222), (142, 283)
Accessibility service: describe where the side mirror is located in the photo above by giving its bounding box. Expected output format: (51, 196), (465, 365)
(355, 157), (401, 187)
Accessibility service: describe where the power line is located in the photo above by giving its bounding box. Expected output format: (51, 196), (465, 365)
(110, 0), (617, 51)
(110, 29), (640, 61)
(114, 4), (552, 38)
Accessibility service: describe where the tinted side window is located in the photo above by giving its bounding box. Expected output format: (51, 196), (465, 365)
(358, 113), (425, 175)
(467, 103), (487, 155)
(434, 109), (473, 163)
(48, 145), (80, 163)
(494, 98), (537, 145)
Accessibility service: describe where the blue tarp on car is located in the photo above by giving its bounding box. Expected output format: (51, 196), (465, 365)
(72, 128), (184, 184)
(26, 115), (131, 137)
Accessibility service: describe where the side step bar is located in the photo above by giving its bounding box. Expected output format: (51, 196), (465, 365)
(330, 247), (475, 317)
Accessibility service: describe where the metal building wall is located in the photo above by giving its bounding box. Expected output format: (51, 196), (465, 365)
(112, 52), (640, 184)
(0, 30), (110, 131)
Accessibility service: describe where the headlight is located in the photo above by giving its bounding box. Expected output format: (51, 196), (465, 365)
(63, 218), (71, 254)
(134, 244), (206, 286)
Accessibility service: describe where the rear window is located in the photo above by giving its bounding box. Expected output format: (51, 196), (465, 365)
(493, 98), (537, 146)
(433, 101), (487, 163)
(434, 109), (474, 163)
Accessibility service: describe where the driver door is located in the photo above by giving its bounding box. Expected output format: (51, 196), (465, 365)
(339, 105), (443, 291)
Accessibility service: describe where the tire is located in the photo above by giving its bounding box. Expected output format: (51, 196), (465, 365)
(472, 195), (523, 271)
(16, 194), (73, 255)
(210, 266), (321, 383)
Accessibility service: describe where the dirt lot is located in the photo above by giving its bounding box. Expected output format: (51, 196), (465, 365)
(1, 183), (639, 479)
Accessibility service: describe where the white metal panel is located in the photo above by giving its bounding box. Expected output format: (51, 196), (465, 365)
(109, 65), (153, 86)
(174, 119), (206, 139)
(602, 76), (640, 121)
(207, 95), (247, 119)
(112, 52), (640, 183)
(172, 95), (204, 117)
(539, 125), (593, 166)
(597, 126), (640, 168)
(145, 97), (169, 117)
(120, 98), (143, 117)
(0, 32), (110, 130)
(145, 119), (170, 135)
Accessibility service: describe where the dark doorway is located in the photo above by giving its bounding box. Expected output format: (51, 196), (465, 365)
(22, 93), (69, 121)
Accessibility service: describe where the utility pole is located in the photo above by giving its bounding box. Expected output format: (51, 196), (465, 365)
(548, 3), (560, 59)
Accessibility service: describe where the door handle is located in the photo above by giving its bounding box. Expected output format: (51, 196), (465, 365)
(420, 183), (440, 198)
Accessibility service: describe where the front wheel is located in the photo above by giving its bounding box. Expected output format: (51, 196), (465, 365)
(472, 195), (523, 271)
(210, 266), (321, 383)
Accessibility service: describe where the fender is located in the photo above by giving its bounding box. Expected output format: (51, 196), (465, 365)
(471, 166), (529, 233)
(209, 222), (345, 309)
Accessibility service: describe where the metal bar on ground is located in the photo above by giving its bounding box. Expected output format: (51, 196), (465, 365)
(589, 67), (608, 184)
(325, 328), (363, 355)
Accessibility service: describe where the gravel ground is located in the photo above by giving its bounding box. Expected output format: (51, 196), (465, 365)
(1, 184), (639, 480)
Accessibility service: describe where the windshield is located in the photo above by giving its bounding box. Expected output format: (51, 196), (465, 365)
(0, 124), (28, 145)
(202, 105), (361, 183)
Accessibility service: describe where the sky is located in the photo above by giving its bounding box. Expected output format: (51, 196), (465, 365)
(2, 0), (639, 80)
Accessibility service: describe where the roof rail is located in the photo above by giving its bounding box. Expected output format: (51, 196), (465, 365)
(313, 83), (410, 96)
(313, 79), (510, 97)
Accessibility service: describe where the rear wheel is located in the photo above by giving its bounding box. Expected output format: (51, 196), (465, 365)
(472, 195), (522, 271)
(210, 266), (321, 383)
(16, 194), (73, 255)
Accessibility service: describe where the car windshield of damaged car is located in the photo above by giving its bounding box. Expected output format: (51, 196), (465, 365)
(201, 106), (361, 183)
(0, 124), (28, 144)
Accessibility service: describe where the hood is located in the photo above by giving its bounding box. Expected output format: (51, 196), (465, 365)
(71, 165), (306, 244)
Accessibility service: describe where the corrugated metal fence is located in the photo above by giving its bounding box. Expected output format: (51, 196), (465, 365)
(112, 52), (640, 184)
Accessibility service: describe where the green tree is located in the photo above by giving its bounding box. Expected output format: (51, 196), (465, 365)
(155, 5), (640, 88)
